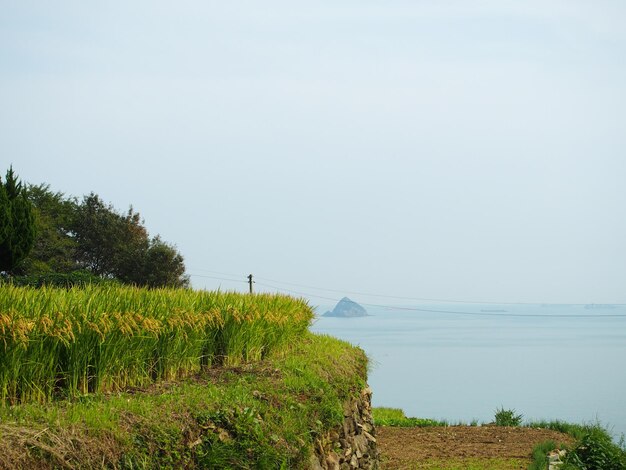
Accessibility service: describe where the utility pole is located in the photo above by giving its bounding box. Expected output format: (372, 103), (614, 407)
(247, 274), (253, 294)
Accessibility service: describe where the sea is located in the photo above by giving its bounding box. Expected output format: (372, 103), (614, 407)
(310, 303), (626, 440)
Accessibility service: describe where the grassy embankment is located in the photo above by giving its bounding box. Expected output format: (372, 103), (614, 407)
(0, 285), (368, 469)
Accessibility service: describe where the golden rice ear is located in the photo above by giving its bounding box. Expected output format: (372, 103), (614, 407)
(0, 285), (314, 404)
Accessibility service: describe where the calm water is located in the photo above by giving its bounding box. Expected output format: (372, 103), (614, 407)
(310, 303), (626, 439)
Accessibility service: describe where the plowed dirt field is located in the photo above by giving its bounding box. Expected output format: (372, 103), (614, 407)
(377, 426), (574, 470)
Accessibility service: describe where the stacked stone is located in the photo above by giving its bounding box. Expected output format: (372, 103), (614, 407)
(310, 387), (379, 470)
(547, 449), (567, 470)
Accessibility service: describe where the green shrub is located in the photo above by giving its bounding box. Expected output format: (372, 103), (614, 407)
(528, 422), (626, 470)
(564, 426), (626, 470)
(5, 270), (117, 288)
(494, 406), (523, 426)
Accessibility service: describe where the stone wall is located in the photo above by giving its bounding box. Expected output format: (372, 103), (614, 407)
(309, 386), (379, 470)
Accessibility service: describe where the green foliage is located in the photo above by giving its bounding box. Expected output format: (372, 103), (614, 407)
(140, 236), (189, 288)
(19, 183), (78, 275)
(372, 407), (447, 427)
(564, 426), (626, 469)
(0, 167), (36, 273)
(372, 407), (406, 422)
(71, 193), (144, 278)
(20, 184), (188, 287)
(194, 406), (286, 468)
(528, 440), (560, 470)
(528, 422), (626, 470)
(0, 285), (313, 404)
(494, 406), (523, 426)
(5, 270), (117, 288)
(527, 419), (593, 441)
(0, 333), (368, 469)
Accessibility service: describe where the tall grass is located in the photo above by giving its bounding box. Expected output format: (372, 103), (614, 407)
(0, 285), (313, 404)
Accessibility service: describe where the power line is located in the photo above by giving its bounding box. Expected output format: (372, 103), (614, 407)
(254, 281), (346, 303)
(188, 270), (626, 310)
(187, 268), (243, 278)
(255, 281), (626, 318)
(378, 305), (626, 318)
(253, 275), (625, 306)
(187, 273), (247, 283)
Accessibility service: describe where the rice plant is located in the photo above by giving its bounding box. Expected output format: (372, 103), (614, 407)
(0, 285), (313, 404)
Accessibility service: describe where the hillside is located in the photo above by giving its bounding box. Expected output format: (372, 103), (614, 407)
(0, 332), (370, 469)
(0, 285), (372, 469)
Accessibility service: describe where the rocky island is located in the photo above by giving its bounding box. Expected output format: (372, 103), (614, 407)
(323, 297), (369, 318)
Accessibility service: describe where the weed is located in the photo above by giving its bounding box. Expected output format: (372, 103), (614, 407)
(494, 406), (523, 427)
(564, 425), (626, 469)
(528, 440), (560, 470)
(529, 422), (626, 470)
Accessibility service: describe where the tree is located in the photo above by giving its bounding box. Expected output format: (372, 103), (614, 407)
(19, 184), (78, 275)
(69, 193), (188, 288)
(0, 167), (36, 273)
(141, 237), (189, 288)
(71, 193), (148, 278)
(18, 184), (189, 288)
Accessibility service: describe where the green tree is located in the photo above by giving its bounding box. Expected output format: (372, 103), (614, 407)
(0, 167), (36, 273)
(18, 184), (188, 288)
(70, 193), (188, 287)
(19, 184), (78, 275)
(142, 236), (189, 288)
(71, 193), (148, 279)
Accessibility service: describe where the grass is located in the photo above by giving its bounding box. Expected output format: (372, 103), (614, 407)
(372, 407), (447, 427)
(527, 420), (626, 470)
(0, 332), (368, 469)
(528, 440), (561, 470)
(0, 285), (313, 404)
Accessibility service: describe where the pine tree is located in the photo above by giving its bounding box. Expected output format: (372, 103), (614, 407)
(0, 167), (36, 273)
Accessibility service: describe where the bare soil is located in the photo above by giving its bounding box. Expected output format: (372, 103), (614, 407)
(377, 425), (574, 470)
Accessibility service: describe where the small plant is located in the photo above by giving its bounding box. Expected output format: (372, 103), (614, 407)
(564, 425), (626, 470)
(528, 421), (626, 470)
(528, 440), (560, 470)
(494, 406), (523, 427)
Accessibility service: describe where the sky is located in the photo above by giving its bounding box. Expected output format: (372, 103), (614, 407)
(2, 1), (626, 305)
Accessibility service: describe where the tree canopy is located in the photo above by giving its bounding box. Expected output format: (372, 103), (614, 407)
(0, 167), (36, 274)
(15, 181), (188, 288)
(20, 183), (77, 275)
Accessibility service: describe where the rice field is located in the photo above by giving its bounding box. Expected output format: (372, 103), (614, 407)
(0, 285), (313, 405)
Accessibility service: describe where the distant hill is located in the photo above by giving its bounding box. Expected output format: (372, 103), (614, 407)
(323, 297), (369, 318)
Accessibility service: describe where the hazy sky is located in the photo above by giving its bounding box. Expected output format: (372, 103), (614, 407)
(2, 1), (625, 304)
